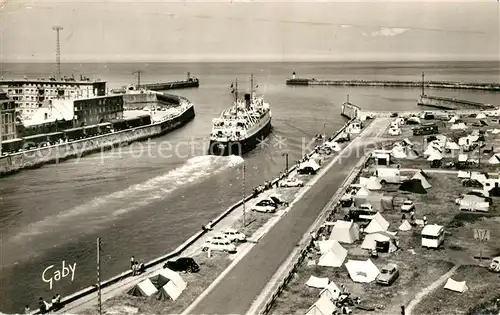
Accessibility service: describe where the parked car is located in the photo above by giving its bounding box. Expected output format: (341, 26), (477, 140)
(279, 177), (304, 188)
(223, 228), (246, 242)
(488, 256), (500, 272)
(163, 257), (200, 273)
(269, 193), (288, 206)
(251, 199), (277, 213)
(400, 200), (415, 212)
(202, 238), (236, 253)
(376, 264), (399, 285)
(389, 128), (401, 136)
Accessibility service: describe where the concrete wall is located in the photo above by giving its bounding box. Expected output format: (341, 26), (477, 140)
(418, 95), (495, 110)
(0, 105), (195, 177)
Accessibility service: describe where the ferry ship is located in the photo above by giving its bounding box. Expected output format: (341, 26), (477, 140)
(208, 74), (272, 156)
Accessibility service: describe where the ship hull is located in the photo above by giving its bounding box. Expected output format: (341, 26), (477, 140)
(208, 119), (272, 156)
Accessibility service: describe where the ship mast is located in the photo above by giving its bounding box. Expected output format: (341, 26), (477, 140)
(250, 73), (254, 99)
(234, 79), (239, 102)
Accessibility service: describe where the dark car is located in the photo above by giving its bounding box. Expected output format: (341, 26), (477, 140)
(163, 257), (200, 273)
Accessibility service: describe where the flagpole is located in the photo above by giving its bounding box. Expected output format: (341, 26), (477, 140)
(97, 238), (102, 315)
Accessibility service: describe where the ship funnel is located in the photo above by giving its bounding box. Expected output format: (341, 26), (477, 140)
(244, 93), (251, 108)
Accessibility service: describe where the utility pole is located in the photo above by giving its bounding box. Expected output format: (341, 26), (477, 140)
(97, 238), (102, 315)
(421, 72), (425, 97)
(133, 71), (143, 89)
(52, 26), (63, 80)
(0, 108), (3, 157)
(282, 152), (289, 174)
(242, 162), (246, 228)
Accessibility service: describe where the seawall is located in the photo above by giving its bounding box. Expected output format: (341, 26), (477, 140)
(142, 79), (199, 91)
(418, 94), (496, 110)
(0, 105), (195, 177)
(286, 78), (500, 91)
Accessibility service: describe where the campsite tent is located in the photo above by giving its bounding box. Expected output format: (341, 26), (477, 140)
(412, 171), (432, 189)
(427, 151), (443, 161)
(317, 240), (342, 254)
(156, 280), (185, 301)
(364, 213), (390, 234)
(329, 220), (360, 244)
(399, 179), (427, 194)
(444, 278), (468, 293)
(157, 268), (186, 290)
(305, 296), (337, 315)
(361, 231), (398, 252)
(398, 220), (412, 231)
(359, 176), (382, 191)
(345, 259), (380, 283)
(492, 129), (500, 134)
(355, 186), (371, 197)
(306, 276), (329, 288)
(476, 113), (487, 119)
(127, 279), (159, 297)
(319, 282), (342, 301)
(489, 154), (500, 165)
(391, 147), (407, 159)
(317, 242), (347, 267)
(450, 123), (467, 130)
(354, 193), (394, 212)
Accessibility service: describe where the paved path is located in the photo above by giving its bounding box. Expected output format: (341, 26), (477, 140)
(405, 265), (460, 315)
(185, 118), (391, 314)
(399, 168), (459, 175)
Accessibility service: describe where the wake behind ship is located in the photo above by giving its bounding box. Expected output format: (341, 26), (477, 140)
(208, 75), (272, 156)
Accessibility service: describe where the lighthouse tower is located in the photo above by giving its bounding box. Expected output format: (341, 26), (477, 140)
(292, 71), (296, 79)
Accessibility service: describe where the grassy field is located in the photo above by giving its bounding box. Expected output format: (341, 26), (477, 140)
(382, 115), (500, 173)
(270, 168), (500, 315)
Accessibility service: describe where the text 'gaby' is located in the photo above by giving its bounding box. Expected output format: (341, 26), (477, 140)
(42, 261), (76, 290)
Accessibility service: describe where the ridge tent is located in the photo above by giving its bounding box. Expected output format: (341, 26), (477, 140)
(492, 128), (500, 134)
(156, 280), (185, 301)
(427, 151), (443, 161)
(412, 172), (432, 189)
(364, 212), (390, 234)
(329, 220), (360, 244)
(445, 141), (460, 150)
(158, 268), (186, 290)
(317, 239), (343, 255)
(398, 220), (412, 231)
(399, 179), (427, 194)
(391, 147), (407, 159)
(489, 154), (500, 165)
(355, 186), (371, 197)
(359, 176), (382, 191)
(305, 295), (337, 315)
(361, 231), (399, 253)
(444, 278), (468, 293)
(127, 278), (158, 297)
(345, 259), (380, 283)
(476, 113), (487, 119)
(319, 282), (342, 301)
(305, 276), (329, 289)
(317, 242), (348, 268)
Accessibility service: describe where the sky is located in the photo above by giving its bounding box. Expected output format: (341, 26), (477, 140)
(0, 0), (499, 62)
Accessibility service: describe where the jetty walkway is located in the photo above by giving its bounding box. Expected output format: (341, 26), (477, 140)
(286, 78), (500, 91)
(184, 118), (391, 314)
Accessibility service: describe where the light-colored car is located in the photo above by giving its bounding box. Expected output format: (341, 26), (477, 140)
(251, 199), (277, 213)
(223, 228), (246, 242)
(376, 264), (399, 285)
(202, 238), (236, 253)
(401, 200), (415, 212)
(279, 177), (304, 188)
(389, 128), (401, 136)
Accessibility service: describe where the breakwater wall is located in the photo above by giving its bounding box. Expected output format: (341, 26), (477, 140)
(0, 105), (195, 177)
(142, 78), (199, 91)
(286, 78), (500, 91)
(122, 91), (186, 109)
(418, 95), (496, 110)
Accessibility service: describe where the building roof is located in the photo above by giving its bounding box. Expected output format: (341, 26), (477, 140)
(0, 79), (105, 85)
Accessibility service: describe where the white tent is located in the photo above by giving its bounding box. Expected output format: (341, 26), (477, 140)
(492, 128), (500, 134)
(448, 116), (459, 123)
(305, 295), (337, 315)
(317, 242), (347, 268)
(359, 176), (382, 191)
(391, 147), (407, 159)
(364, 213), (389, 234)
(306, 276), (329, 289)
(158, 280), (185, 301)
(459, 135), (479, 146)
(412, 172), (432, 189)
(317, 239), (343, 255)
(450, 123), (467, 130)
(398, 220), (412, 231)
(355, 186), (371, 197)
(424, 146), (440, 157)
(158, 268), (187, 291)
(345, 259), (380, 283)
(427, 151), (443, 161)
(489, 154), (500, 165)
(444, 278), (468, 293)
(476, 113), (487, 119)
(329, 220), (360, 244)
(458, 171), (471, 179)
(445, 141), (460, 150)
(361, 231), (398, 252)
(319, 282), (342, 301)
(128, 279), (158, 297)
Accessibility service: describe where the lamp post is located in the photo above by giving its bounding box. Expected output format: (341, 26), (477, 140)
(282, 152), (289, 174)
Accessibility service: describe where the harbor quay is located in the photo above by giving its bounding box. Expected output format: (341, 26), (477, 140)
(24, 115), (387, 315)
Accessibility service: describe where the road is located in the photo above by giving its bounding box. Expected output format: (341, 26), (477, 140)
(187, 118), (390, 314)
